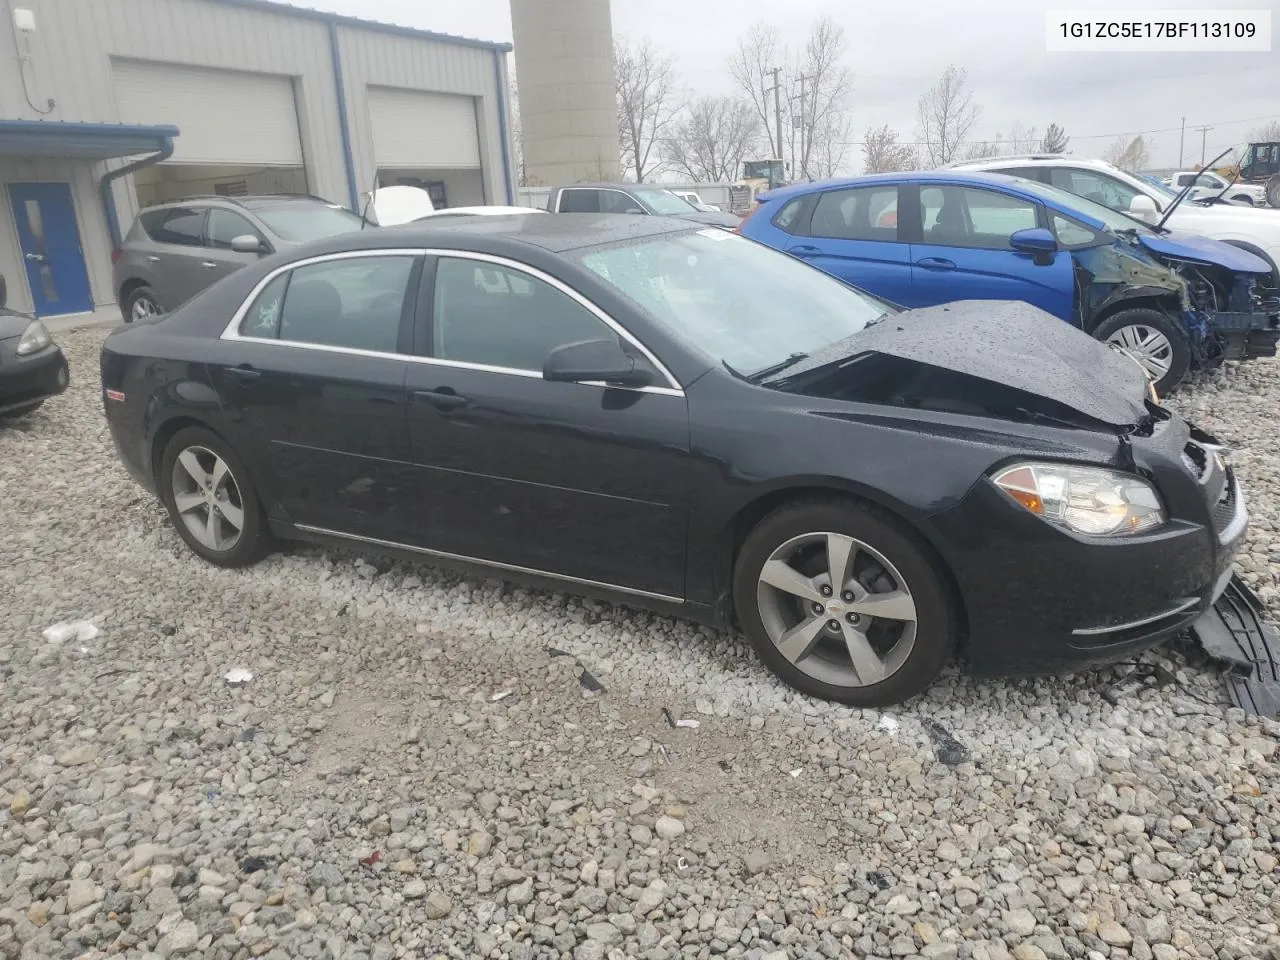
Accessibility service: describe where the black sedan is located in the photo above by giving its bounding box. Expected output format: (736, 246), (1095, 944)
(0, 274), (69, 418)
(100, 215), (1249, 706)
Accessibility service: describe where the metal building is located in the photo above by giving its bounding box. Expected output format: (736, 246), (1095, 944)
(0, 0), (515, 317)
(510, 0), (620, 187)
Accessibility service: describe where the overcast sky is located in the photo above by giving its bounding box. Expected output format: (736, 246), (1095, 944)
(307, 0), (1279, 173)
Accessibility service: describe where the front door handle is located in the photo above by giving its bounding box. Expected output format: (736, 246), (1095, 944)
(228, 365), (261, 381)
(145, 255), (161, 263)
(790, 245), (822, 257)
(201, 261), (219, 269)
(916, 257), (956, 270)
(414, 388), (468, 411)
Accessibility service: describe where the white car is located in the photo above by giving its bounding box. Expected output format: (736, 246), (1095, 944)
(950, 155), (1280, 279)
(1168, 171), (1268, 207)
(673, 190), (722, 213)
(414, 206), (547, 219)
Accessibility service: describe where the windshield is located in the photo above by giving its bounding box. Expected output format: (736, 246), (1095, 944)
(1013, 178), (1154, 234)
(575, 229), (893, 377)
(632, 188), (698, 215)
(251, 203), (364, 241)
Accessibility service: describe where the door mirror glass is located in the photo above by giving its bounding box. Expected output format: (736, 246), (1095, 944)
(543, 338), (654, 387)
(1128, 194), (1159, 220)
(231, 234), (265, 254)
(1009, 227), (1058, 254)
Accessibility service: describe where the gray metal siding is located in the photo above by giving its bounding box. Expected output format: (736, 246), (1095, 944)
(338, 27), (511, 205)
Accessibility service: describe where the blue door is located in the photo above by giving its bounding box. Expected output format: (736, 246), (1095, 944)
(8, 182), (94, 317)
(909, 184), (1073, 319)
(784, 184), (914, 304)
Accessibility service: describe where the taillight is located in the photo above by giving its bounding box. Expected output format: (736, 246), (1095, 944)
(110, 248), (122, 264)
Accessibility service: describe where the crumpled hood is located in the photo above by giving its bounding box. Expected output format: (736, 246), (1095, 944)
(784, 300), (1152, 428)
(1138, 231), (1270, 274)
(674, 210), (741, 228)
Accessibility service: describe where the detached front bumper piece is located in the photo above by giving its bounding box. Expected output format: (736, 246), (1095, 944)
(1189, 574), (1280, 717)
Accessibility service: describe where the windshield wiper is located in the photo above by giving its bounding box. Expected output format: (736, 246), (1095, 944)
(747, 352), (809, 384)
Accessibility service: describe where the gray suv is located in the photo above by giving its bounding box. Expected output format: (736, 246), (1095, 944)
(113, 195), (364, 321)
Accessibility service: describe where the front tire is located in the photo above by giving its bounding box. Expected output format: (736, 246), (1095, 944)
(1266, 175), (1280, 209)
(1093, 308), (1190, 396)
(733, 498), (957, 707)
(122, 285), (163, 323)
(160, 426), (266, 567)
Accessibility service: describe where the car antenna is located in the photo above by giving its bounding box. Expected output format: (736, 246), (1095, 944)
(1156, 148), (1231, 231)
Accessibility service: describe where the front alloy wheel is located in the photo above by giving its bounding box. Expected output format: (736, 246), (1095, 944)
(1092, 307), (1190, 396)
(1105, 324), (1174, 381)
(734, 499), (956, 706)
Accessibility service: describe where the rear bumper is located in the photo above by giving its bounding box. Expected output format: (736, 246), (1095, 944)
(0, 344), (69, 413)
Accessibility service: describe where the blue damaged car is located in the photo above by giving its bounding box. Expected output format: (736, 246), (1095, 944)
(737, 171), (1280, 395)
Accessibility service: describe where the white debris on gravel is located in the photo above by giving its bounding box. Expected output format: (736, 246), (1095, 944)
(1, 327), (1278, 960)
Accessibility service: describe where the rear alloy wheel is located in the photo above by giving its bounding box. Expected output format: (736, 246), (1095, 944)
(160, 426), (266, 567)
(123, 285), (162, 323)
(1093, 308), (1190, 396)
(734, 499), (956, 706)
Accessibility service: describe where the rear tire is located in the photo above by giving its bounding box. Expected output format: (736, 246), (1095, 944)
(1093, 308), (1190, 396)
(121, 285), (162, 323)
(733, 497), (957, 707)
(1266, 175), (1280, 209)
(159, 426), (267, 568)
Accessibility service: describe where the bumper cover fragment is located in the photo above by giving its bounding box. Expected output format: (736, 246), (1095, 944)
(1189, 574), (1280, 718)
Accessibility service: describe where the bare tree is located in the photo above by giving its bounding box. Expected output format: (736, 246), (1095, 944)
(915, 66), (980, 167)
(1042, 122), (1070, 153)
(665, 96), (760, 182)
(614, 37), (679, 182)
(960, 137), (1003, 161)
(1008, 122), (1040, 154)
(1104, 135), (1150, 171)
(790, 17), (855, 180)
(862, 125), (916, 173)
(1249, 120), (1280, 143)
(728, 22), (783, 158)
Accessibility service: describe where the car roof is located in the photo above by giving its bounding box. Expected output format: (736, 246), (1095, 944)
(557, 182), (673, 191)
(302, 212), (700, 257)
(138, 194), (343, 212)
(951, 155), (1118, 172)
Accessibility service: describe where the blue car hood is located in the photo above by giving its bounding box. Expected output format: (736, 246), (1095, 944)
(1138, 231), (1269, 274)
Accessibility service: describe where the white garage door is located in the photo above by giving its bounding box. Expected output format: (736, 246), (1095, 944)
(112, 60), (303, 166)
(368, 87), (480, 169)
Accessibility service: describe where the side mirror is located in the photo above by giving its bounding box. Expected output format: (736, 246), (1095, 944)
(1010, 227), (1059, 264)
(231, 234), (266, 254)
(543, 338), (654, 388)
(0, 273), (6, 308)
(1128, 194), (1159, 221)
(624, 207), (646, 215)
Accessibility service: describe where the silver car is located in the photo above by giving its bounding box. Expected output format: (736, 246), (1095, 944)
(112, 195), (364, 322)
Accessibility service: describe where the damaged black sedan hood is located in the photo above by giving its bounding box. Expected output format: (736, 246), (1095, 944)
(775, 300), (1152, 429)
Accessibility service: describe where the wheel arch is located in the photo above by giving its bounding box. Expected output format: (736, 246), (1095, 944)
(1087, 292), (1183, 334)
(1216, 239), (1280, 286)
(715, 479), (971, 644)
(150, 415), (225, 482)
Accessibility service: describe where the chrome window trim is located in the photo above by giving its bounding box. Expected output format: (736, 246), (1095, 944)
(219, 247), (685, 397)
(293, 523), (685, 604)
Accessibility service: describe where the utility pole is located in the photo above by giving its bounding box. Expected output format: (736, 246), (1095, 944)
(1178, 117), (1185, 167)
(793, 74), (816, 180)
(1198, 125), (1212, 165)
(769, 66), (783, 160)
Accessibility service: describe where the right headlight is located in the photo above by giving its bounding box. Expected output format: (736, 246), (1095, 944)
(993, 462), (1165, 537)
(16, 320), (51, 356)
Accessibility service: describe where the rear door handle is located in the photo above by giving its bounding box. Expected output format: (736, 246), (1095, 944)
(228, 365), (261, 381)
(413, 388), (468, 411)
(201, 261), (218, 269)
(916, 257), (956, 270)
(145, 255), (160, 263)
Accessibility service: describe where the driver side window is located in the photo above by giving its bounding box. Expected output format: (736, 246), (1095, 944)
(431, 257), (616, 372)
(239, 255), (415, 353)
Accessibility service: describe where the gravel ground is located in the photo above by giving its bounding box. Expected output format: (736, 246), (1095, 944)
(1, 327), (1278, 960)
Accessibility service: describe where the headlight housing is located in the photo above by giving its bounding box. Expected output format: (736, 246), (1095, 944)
(16, 320), (51, 356)
(993, 462), (1165, 537)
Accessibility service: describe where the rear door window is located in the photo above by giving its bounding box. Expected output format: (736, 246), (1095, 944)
(559, 189), (601, 213)
(140, 206), (206, 247)
(808, 186), (899, 241)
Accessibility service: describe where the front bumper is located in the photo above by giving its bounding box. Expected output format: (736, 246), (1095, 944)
(0, 342), (69, 413)
(926, 425), (1248, 677)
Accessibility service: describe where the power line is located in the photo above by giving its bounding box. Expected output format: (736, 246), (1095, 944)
(835, 112), (1279, 147)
